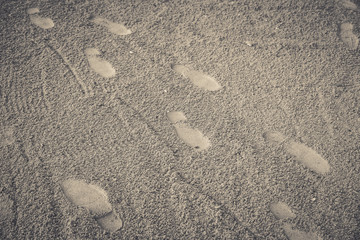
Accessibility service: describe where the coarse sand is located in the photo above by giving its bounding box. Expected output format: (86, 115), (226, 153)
(1, 0), (359, 239)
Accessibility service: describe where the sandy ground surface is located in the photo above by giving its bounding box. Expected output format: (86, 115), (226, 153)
(1, 0), (359, 239)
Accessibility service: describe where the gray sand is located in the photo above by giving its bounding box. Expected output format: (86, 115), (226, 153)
(1, 0), (359, 239)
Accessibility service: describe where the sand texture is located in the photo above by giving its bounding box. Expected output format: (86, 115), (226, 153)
(1, 0), (359, 239)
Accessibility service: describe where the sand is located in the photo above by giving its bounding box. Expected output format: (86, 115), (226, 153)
(0, 0), (359, 239)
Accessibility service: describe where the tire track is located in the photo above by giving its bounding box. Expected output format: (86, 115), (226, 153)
(316, 87), (335, 138)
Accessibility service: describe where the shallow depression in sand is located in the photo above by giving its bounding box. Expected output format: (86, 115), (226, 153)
(167, 111), (211, 151)
(263, 131), (287, 144)
(85, 48), (116, 78)
(172, 64), (222, 91)
(61, 179), (123, 232)
(91, 16), (131, 36)
(167, 111), (187, 124)
(339, 23), (359, 50)
(61, 179), (112, 215)
(27, 8), (54, 29)
(263, 131), (330, 174)
(270, 202), (296, 220)
(339, 0), (358, 10)
(283, 223), (322, 240)
(284, 141), (330, 175)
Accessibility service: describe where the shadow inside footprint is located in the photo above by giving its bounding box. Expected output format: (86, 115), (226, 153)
(61, 179), (122, 232)
(167, 111), (211, 151)
(27, 8), (54, 29)
(172, 65), (222, 91)
(85, 48), (116, 78)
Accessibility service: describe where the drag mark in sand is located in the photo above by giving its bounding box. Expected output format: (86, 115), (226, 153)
(270, 202), (296, 220)
(61, 179), (122, 232)
(283, 223), (323, 240)
(45, 43), (91, 96)
(27, 8), (54, 29)
(90, 16), (131, 36)
(316, 87), (334, 138)
(339, 23), (359, 50)
(167, 111), (211, 151)
(172, 64), (222, 91)
(85, 48), (116, 78)
(263, 131), (330, 174)
(40, 69), (51, 110)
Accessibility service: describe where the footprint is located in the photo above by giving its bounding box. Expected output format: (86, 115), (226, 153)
(339, 23), (359, 50)
(61, 179), (122, 232)
(263, 131), (287, 144)
(0, 126), (15, 147)
(85, 48), (116, 78)
(270, 202), (296, 220)
(283, 223), (323, 240)
(284, 140), (330, 174)
(339, 0), (358, 10)
(269, 202), (322, 239)
(263, 131), (330, 174)
(90, 16), (131, 36)
(171, 65), (222, 91)
(167, 111), (211, 151)
(27, 8), (54, 29)
(167, 111), (187, 123)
